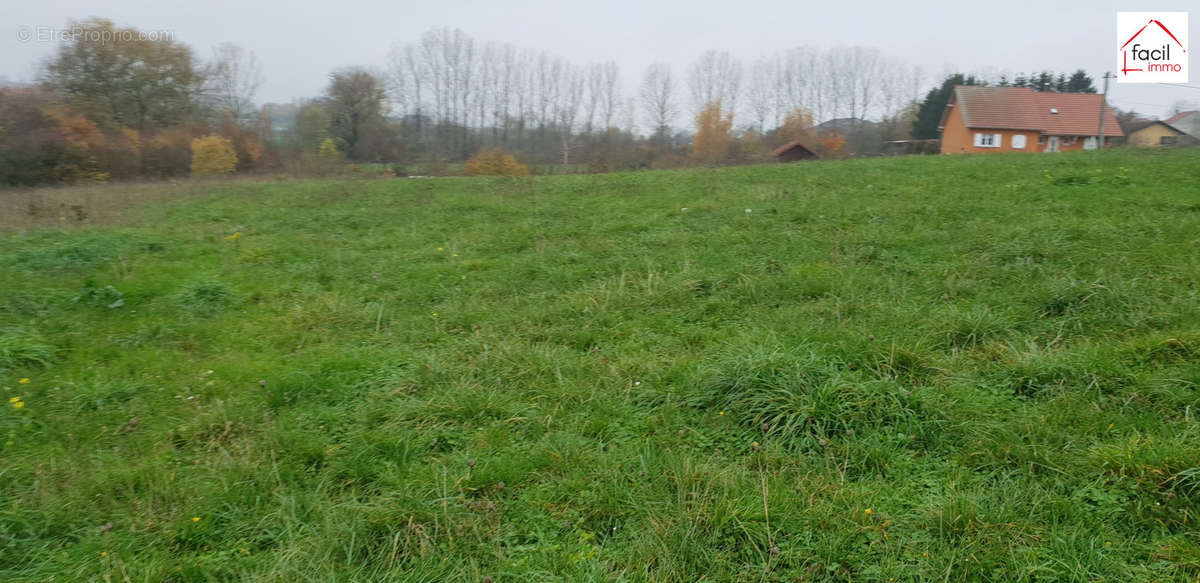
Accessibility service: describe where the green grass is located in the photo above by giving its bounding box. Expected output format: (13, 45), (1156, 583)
(1, 149), (1199, 581)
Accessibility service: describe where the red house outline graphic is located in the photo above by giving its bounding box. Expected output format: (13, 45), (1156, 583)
(1120, 19), (1187, 76)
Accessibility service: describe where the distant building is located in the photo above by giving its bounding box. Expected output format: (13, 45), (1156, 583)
(1124, 120), (1195, 147)
(772, 140), (820, 162)
(939, 86), (1123, 154)
(1163, 110), (1200, 140)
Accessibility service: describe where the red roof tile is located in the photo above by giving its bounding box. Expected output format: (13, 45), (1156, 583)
(955, 86), (1043, 131)
(1034, 92), (1124, 137)
(951, 86), (1123, 137)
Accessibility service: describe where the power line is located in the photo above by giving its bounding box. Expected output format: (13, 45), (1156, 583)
(1161, 83), (1200, 91)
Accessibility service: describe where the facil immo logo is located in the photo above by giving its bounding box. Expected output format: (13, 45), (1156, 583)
(1117, 12), (1188, 83)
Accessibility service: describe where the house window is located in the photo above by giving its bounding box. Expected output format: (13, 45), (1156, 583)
(1064, 136), (1077, 146)
(1038, 135), (1046, 145)
(1012, 135), (1027, 149)
(1161, 136), (1178, 145)
(1083, 136), (1098, 150)
(973, 132), (1001, 148)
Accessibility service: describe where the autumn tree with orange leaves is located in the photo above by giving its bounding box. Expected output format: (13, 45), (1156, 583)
(818, 130), (847, 158)
(691, 101), (733, 165)
(776, 108), (815, 147)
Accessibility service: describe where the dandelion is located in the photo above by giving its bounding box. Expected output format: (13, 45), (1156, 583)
(11, 400), (24, 409)
(8, 397), (19, 403)
(224, 232), (242, 240)
(751, 441), (760, 450)
(864, 508), (872, 515)
(18, 378), (29, 384)
(101, 551), (108, 557)
(718, 411), (725, 416)
(1105, 541), (1112, 548)
(192, 516), (200, 523)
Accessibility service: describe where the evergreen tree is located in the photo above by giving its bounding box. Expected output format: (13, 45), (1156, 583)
(1054, 74), (1068, 92)
(911, 74), (981, 140)
(1031, 72), (1055, 92)
(1066, 70), (1096, 93)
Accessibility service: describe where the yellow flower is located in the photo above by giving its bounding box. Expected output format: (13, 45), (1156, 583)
(11, 401), (24, 409)
(431, 312), (439, 318)
(192, 516), (200, 523)
(8, 396), (19, 403)
(864, 508), (873, 515)
(751, 441), (760, 449)
(18, 378), (30, 384)
(224, 232), (242, 240)
(101, 551), (108, 557)
(718, 411), (725, 416)
(437, 247), (444, 252)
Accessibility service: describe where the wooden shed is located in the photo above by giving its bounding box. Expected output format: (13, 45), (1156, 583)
(772, 140), (820, 162)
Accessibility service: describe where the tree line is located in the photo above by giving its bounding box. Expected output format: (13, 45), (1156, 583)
(0, 18), (1104, 187)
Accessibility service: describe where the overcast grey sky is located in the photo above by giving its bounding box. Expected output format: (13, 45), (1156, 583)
(1, 0), (1196, 120)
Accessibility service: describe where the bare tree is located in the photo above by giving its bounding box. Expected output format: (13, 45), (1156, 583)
(687, 50), (742, 115)
(552, 62), (585, 163)
(640, 63), (678, 144)
(208, 42), (263, 123)
(746, 56), (778, 133)
(775, 47), (816, 124)
(597, 62), (620, 131)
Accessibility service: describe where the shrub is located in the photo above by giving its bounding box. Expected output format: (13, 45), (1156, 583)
(189, 135), (237, 176)
(465, 147), (529, 177)
(144, 127), (196, 177)
(317, 138), (342, 162)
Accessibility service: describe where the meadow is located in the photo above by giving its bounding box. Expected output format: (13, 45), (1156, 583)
(1, 148), (1199, 581)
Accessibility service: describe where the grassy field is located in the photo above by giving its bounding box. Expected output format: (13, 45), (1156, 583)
(1, 149), (1199, 581)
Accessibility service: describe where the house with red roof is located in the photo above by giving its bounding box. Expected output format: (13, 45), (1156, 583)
(939, 86), (1123, 154)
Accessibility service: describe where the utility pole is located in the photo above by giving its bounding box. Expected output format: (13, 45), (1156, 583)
(1098, 72), (1116, 149)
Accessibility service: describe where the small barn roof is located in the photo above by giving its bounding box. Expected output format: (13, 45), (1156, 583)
(771, 140), (820, 158)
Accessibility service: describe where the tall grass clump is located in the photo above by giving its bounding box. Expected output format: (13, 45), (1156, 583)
(0, 327), (55, 371)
